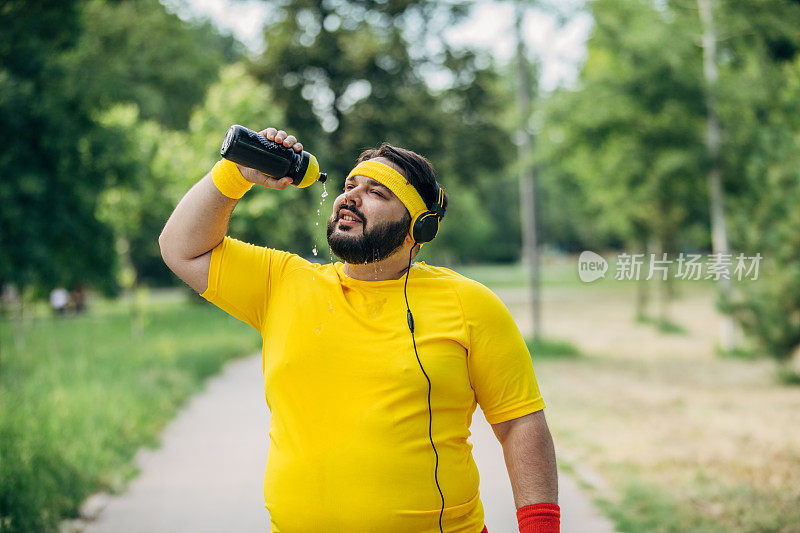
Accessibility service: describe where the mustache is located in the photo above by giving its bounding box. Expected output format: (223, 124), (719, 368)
(336, 203), (366, 223)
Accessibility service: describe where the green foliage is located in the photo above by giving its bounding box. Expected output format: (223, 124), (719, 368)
(1, 0), (526, 300)
(101, 64), (288, 286)
(533, 0), (800, 362)
(0, 0), (117, 294)
(713, 2), (800, 362)
(776, 367), (800, 385)
(181, 64), (304, 253)
(94, 104), (179, 289)
(0, 300), (258, 532)
(535, 0), (708, 253)
(66, 0), (241, 129)
(0, 0), (238, 296)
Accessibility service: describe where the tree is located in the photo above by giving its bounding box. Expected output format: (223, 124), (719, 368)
(705, 0), (800, 364)
(0, 0), (240, 300)
(67, 0), (240, 129)
(514, 2), (542, 339)
(0, 1), (117, 295)
(698, 0), (735, 351)
(535, 0), (708, 321)
(534, 0), (800, 364)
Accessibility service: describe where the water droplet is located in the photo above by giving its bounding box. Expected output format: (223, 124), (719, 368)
(328, 301), (334, 312)
(312, 246), (318, 256)
(321, 183), (328, 198)
(315, 222), (319, 226)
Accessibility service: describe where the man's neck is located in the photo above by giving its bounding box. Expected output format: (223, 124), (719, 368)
(342, 245), (417, 281)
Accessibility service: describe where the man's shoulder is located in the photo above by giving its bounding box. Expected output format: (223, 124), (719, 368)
(415, 265), (515, 328)
(413, 262), (498, 300)
(221, 239), (314, 279)
(414, 261), (470, 282)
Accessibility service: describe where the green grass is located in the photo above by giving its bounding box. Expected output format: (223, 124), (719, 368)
(0, 298), (259, 533)
(716, 345), (760, 360)
(456, 257), (584, 288)
(456, 262), (531, 287)
(598, 480), (724, 533)
(457, 259), (615, 288)
(526, 337), (581, 359)
(776, 366), (800, 385)
(635, 314), (689, 335)
(456, 255), (721, 292)
(597, 475), (800, 533)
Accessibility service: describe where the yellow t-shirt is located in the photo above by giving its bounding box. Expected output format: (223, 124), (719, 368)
(201, 237), (545, 533)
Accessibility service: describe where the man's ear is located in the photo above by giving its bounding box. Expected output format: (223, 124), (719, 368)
(404, 231), (422, 258)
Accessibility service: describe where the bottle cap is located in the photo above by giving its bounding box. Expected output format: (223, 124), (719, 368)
(295, 153), (325, 188)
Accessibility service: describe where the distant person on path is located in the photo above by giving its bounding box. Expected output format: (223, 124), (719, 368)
(1, 284), (20, 315)
(70, 284), (87, 314)
(159, 127), (559, 532)
(49, 287), (69, 317)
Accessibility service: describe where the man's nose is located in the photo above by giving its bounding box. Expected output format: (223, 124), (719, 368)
(343, 188), (362, 206)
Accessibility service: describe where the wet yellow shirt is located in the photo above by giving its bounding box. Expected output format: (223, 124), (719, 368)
(200, 237), (545, 533)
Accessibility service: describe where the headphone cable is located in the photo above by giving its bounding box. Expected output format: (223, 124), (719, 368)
(403, 243), (445, 533)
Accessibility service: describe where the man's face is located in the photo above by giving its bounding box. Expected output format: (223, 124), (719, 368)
(326, 158), (412, 264)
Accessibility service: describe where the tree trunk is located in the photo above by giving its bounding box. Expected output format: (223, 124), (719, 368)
(515, 2), (541, 340)
(117, 236), (144, 338)
(635, 237), (649, 321)
(657, 238), (671, 326)
(698, 0), (736, 352)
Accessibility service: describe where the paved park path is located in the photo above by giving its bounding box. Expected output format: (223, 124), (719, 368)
(78, 352), (615, 533)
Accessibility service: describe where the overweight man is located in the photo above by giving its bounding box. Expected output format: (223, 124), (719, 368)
(158, 127), (559, 532)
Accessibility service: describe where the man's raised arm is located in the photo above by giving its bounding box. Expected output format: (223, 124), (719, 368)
(158, 128), (301, 294)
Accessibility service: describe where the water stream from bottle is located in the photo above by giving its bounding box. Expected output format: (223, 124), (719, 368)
(310, 182), (330, 280)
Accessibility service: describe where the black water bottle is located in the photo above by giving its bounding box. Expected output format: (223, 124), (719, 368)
(220, 124), (327, 188)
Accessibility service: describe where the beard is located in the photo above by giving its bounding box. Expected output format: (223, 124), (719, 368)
(326, 206), (411, 264)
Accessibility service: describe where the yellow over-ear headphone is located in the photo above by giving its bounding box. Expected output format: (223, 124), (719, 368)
(410, 183), (445, 244)
(346, 160), (445, 244)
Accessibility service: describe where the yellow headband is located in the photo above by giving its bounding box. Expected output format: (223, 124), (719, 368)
(346, 160), (428, 219)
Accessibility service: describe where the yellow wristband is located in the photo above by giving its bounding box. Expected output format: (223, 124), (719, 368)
(211, 159), (254, 199)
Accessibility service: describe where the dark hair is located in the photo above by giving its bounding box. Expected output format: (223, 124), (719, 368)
(356, 143), (448, 218)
